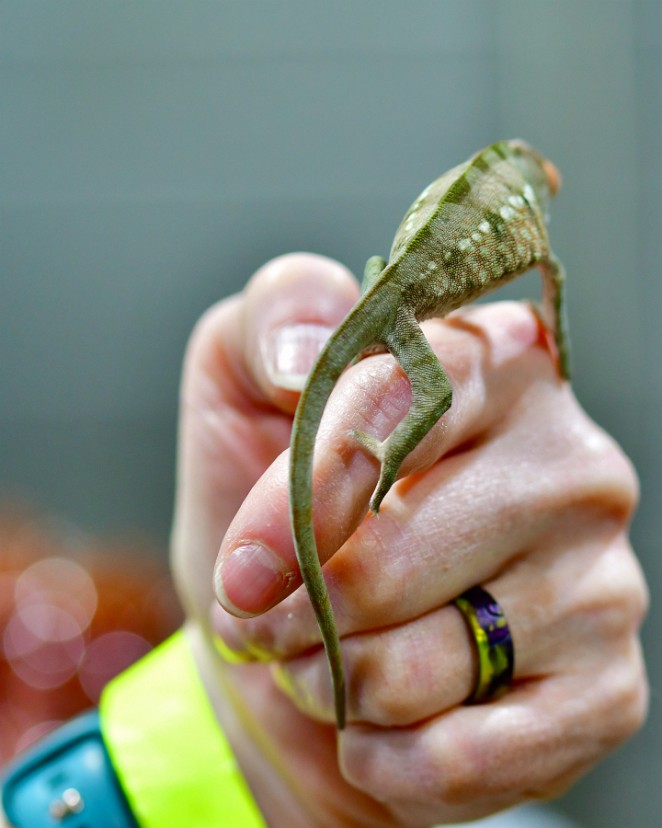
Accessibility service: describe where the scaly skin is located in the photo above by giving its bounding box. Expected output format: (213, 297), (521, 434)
(288, 140), (570, 729)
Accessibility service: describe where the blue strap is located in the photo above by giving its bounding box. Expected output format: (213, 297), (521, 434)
(1, 710), (138, 827)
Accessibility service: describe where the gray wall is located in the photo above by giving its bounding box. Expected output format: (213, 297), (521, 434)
(1, 2), (659, 825)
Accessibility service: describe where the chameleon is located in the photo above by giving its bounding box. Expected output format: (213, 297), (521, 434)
(288, 139), (570, 729)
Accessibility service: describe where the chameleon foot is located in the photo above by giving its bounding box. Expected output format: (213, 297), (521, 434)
(352, 429), (399, 513)
(352, 428), (384, 462)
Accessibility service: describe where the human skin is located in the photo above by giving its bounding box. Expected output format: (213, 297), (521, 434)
(169, 253), (648, 827)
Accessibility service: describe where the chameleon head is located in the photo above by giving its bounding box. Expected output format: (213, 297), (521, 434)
(507, 139), (562, 196)
(506, 139), (562, 221)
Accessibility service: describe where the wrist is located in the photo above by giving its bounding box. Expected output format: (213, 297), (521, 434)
(188, 625), (302, 828)
(2, 626), (266, 827)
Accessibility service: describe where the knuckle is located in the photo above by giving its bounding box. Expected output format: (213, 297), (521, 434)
(619, 559), (649, 629)
(448, 300), (541, 361)
(625, 675), (650, 736)
(346, 637), (413, 726)
(340, 729), (443, 808)
(586, 544), (649, 640)
(597, 440), (640, 515)
(339, 732), (389, 798)
(345, 612), (465, 728)
(431, 730), (514, 806)
(619, 681), (649, 741)
(339, 515), (410, 621)
(487, 301), (546, 363)
(572, 425), (640, 520)
(427, 322), (478, 386)
(437, 759), (485, 806)
(356, 672), (412, 727)
(610, 442), (640, 507)
(603, 651), (650, 743)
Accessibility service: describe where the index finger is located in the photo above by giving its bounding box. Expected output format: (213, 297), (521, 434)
(171, 253), (359, 616)
(214, 300), (556, 618)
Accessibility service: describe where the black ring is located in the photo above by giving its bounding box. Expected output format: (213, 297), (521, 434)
(453, 586), (514, 703)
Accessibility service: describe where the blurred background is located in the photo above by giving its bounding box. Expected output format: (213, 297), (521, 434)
(0, 1), (659, 825)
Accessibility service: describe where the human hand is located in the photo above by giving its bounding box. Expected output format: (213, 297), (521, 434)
(172, 253), (648, 827)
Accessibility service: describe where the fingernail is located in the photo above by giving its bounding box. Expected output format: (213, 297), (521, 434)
(215, 543), (293, 616)
(263, 323), (333, 391)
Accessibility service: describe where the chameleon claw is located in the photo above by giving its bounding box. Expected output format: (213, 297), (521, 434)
(352, 429), (397, 513)
(352, 429), (384, 462)
(369, 462), (398, 514)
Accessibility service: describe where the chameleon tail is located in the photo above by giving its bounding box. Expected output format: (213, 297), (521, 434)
(289, 298), (389, 729)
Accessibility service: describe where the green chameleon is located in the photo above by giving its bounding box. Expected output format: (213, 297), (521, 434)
(288, 139), (570, 729)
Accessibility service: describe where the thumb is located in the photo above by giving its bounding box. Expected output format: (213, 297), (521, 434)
(242, 253), (360, 412)
(171, 253), (358, 620)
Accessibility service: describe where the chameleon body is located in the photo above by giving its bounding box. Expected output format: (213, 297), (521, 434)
(288, 140), (570, 729)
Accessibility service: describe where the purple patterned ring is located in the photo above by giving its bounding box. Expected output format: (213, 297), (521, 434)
(453, 585), (514, 703)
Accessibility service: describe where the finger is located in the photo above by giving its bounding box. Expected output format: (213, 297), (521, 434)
(171, 253), (358, 615)
(268, 528), (647, 725)
(213, 374), (637, 648)
(215, 301), (560, 617)
(339, 647), (648, 826)
(241, 252), (359, 411)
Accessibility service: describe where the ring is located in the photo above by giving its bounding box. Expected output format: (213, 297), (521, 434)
(453, 585), (514, 703)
